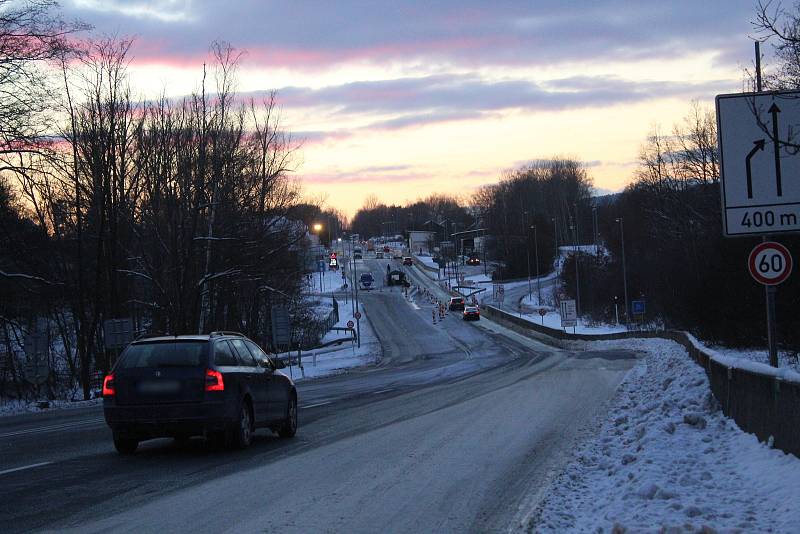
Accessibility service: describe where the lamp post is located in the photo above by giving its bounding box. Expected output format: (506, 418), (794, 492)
(348, 235), (361, 348)
(569, 215), (581, 318)
(551, 216), (558, 262)
(616, 217), (629, 326)
(524, 211), (532, 301)
(312, 223), (324, 292)
(531, 225), (541, 305)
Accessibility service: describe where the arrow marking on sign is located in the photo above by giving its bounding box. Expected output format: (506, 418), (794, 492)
(745, 139), (766, 199)
(769, 103), (783, 197)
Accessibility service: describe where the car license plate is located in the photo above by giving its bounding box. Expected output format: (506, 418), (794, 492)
(137, 380), (180, 394)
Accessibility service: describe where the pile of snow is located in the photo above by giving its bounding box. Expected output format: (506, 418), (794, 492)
(531, 337), (800, 532)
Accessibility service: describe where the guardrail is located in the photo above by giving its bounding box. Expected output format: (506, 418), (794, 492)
(483, 304), (800, 458)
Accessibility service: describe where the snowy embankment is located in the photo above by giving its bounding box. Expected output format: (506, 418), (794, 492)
(281, 304), (381, 381)
(531, 338), (800, 532)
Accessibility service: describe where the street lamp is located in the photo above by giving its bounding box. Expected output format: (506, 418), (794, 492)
(531, 225), (541, 305)
(312, 223), (324, 292)
(616, 217), (629, 326)
(569, 215), (581, 318)
(551, 216), (558, 261)
(524, 211), (532, 301)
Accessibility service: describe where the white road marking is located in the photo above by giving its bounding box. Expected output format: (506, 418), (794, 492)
(0, 461), (52, 476)
(371, 388), (395, 395)
(301, 401), (331, 409)
(0, 418), (106, 439)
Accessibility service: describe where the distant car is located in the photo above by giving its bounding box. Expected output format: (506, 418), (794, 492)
(466, 256), (480, 266)
(359, 272), (375, 289)
(376, 251), (384, 259)
(386, 269), (410, 287)
(353, 248), (363, 260)
(402, 257), (413, 266)
(383, 246), (391, 253)
(448, 296), (465, 311)
(392, 252), (402, 260)
(463, 305), (480, 321)
(102, 332), (297, 454)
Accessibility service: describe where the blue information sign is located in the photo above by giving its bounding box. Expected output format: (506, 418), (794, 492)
(631, 300), (646, 315)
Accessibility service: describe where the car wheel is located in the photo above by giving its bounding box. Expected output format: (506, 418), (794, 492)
(231, 401), (254, 449)
(113, 433), (139, 455)
(277, 394), (297, 438)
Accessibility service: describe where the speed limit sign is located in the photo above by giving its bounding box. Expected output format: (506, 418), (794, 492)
(347, 320), (354, 328)
(748, 241), (793, 285)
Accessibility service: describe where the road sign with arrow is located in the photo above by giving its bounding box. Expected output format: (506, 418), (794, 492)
(716, 90), (800, 236)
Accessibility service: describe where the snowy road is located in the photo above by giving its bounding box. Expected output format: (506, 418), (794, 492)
(0, 256), (637, 533)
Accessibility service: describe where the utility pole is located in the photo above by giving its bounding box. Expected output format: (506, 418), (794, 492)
(617, 217), (629, 326)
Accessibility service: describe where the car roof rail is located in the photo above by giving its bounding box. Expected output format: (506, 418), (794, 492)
(134, 331), (171, 341)
(209, 331), (246, 338)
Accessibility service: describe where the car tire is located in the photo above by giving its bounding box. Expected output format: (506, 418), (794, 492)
(113, 433), (139, 455)
(277, 394), (297, 438)
(231, 400), (254, 449)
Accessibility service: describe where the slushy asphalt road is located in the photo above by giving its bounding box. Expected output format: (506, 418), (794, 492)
(0, 255), (637, 533)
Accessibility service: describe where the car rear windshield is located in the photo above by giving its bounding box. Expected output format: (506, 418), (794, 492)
(116, 341), (207, 369)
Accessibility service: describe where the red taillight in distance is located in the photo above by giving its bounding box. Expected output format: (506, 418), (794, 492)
(102, 373), (116, 397)
(205, 369), (225, 392)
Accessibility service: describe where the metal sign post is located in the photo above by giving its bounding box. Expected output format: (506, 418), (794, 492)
(748, 241), (793, 366)
(560, 299), (577, 333)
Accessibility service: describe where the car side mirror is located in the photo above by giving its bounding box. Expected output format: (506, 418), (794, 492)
(272, 358), (287, 370)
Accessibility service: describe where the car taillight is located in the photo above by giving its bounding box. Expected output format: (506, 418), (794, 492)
(102, 374), (115, 396)
(205, 369), (225, 392)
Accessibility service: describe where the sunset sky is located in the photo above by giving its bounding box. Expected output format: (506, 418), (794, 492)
(63, 1), (762, 216)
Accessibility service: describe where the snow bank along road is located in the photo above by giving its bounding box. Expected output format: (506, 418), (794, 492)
(0, 257), (637, 533)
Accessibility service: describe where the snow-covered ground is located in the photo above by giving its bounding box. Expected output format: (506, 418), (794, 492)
(0, 396), (102, 418)
(281, 302), (381, 381)
(517, 290), (628, 335)
(531, 337), (800, 532)
(303, 268), (348, 294)
(700, 343), (800, 376)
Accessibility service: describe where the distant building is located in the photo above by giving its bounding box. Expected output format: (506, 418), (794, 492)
(408, 230), (437, 254)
